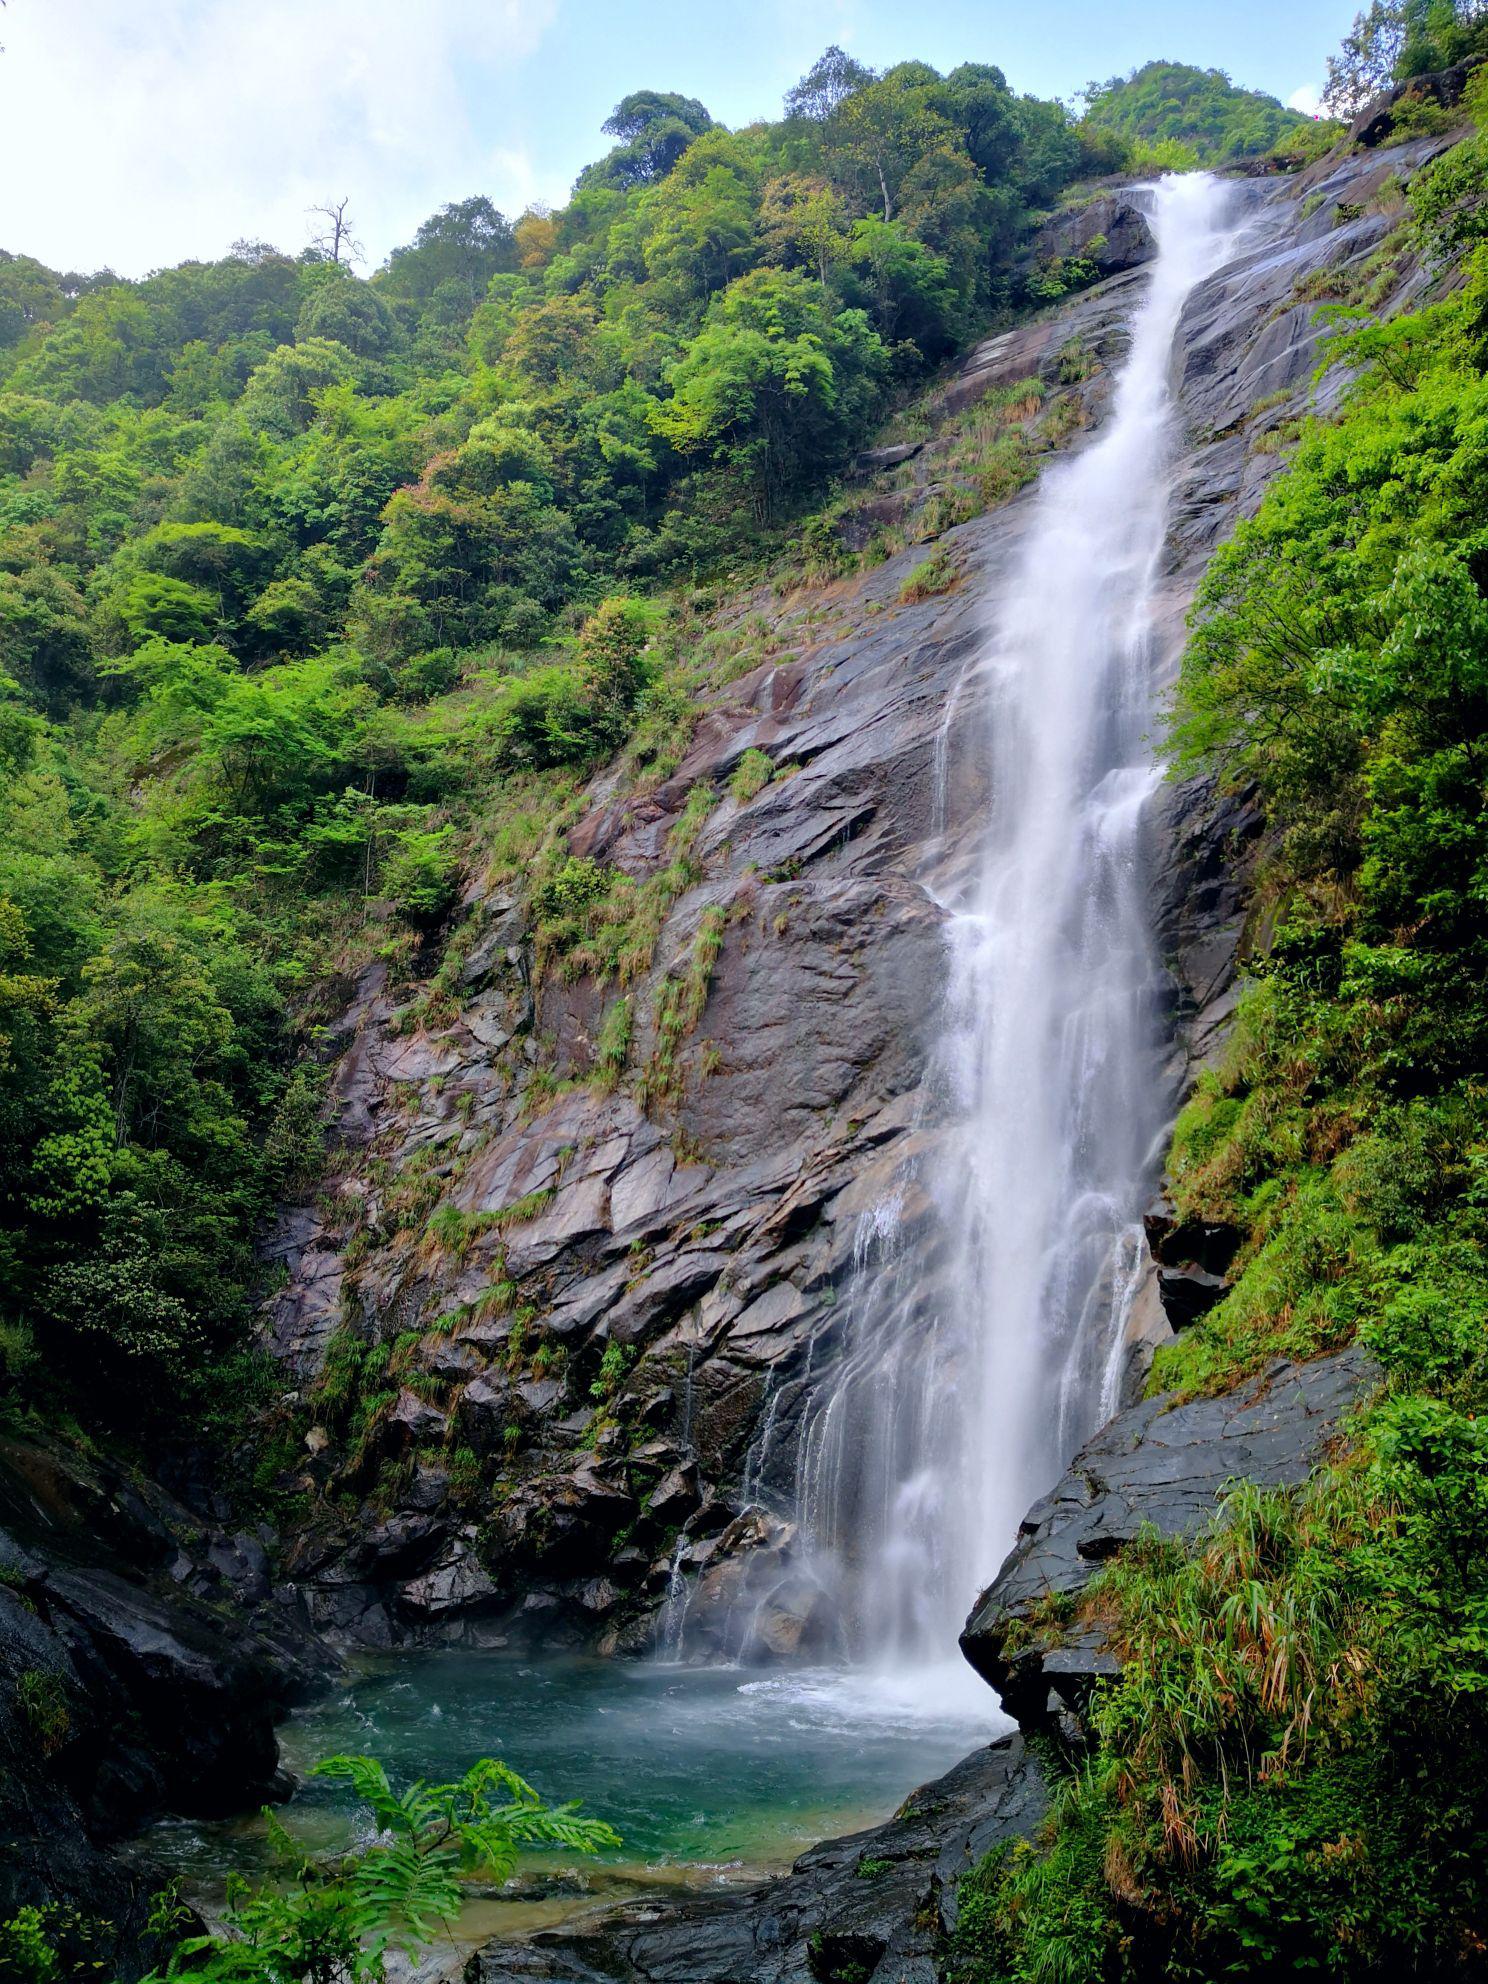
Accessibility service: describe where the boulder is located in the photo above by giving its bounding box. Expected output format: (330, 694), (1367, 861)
(669, 1507), (839, 1663)
(960, 1347), (1377, 1728)
(486, 1464), (637, 1582)
(458, 1373), (518, 1449)
(399, 1548), (499, 1621)
(644, 1465), (700, 1530)
(382, 1388), (448, 1455)
(1349, 60), (1475, 147)
(849, 440), (924, 475)
(1143, 1193), (1242, 1329)
(1029, 191), (1155, 277)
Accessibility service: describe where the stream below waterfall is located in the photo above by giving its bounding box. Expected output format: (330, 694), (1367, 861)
(135, 1654), (999, 1951)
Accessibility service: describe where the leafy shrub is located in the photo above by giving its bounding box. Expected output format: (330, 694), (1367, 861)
(729, 748), (775, 803)
(0, 1903), (123, 1984)
(485, 667), (600, 770)
(262, 1064), (328, 1196)
(383, 824), (459, 928)
(15, 1668), (69, 1756)
(589, 1341), (634, 1402)
(142, 1754), (618, 1983)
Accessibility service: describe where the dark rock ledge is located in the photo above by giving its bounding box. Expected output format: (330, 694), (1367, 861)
(959, 1345), (1378, 1730)
(464, 1736), (1048, 1984)
(1143, 1193), (1243, 1331)
(0, 1432), (320, 1960)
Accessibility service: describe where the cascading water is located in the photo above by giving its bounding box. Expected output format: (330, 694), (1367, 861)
(793, 174), (1239, 1684)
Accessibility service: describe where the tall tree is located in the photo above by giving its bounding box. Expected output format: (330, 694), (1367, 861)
(785, 45), (875, 123)
(380, 196), (517, 305)
(580, 90), (714, 190)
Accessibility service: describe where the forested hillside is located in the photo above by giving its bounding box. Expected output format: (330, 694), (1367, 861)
(0, 50), (1139, 1459)
(11, 3), (1488, 1981)
(1081, 60), (1314, 163)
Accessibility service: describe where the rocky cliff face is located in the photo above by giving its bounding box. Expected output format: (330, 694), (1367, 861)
(0, 1434), (317, 1961)
(261, 134), (1455, 1666)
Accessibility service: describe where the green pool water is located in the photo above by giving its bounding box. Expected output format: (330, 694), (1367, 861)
(141, 1652), (1002, 1949)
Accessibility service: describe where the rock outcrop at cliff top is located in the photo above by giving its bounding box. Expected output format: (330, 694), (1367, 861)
(1349, 61), (1476, 148)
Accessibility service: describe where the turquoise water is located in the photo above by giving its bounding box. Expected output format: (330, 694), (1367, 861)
(142, 1652), (1000, 1943)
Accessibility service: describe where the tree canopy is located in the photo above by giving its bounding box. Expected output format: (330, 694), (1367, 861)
(1082, 60), (1311, 162)
(1324, 0), (1488, 115)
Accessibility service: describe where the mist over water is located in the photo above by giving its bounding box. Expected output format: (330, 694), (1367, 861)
(793, 174), (1239, 1689)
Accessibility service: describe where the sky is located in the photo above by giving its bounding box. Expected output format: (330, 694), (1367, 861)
(0, 0), (1355, 278)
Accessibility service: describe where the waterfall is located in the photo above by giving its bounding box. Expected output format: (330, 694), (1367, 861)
(794, 174), (1239, 1683)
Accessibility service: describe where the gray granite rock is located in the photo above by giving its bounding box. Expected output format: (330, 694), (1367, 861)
(960, 1346), (1378, 1727)
(1028, 189), (1156, 279)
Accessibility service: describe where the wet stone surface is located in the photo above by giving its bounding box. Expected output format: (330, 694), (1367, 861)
(465, 1736), (1047, 1984)
(959, 1346), (1378, 1728)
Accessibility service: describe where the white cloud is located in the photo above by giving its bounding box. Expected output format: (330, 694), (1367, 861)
(0, 0), (562, 275)
(1288, 83), (1323, 116)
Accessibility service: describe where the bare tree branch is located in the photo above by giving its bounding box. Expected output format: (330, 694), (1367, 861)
(307, 197), (365, 266)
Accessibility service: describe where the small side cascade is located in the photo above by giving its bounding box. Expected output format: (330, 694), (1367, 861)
(657, 1537), (692, 1660)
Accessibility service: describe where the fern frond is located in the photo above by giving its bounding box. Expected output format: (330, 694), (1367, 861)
(313, 1755), (408, 1835)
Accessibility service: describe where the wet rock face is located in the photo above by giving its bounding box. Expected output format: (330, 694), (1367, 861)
(465, 1736), (1047, 1984)
(263, 142), (1448, 1657)
(959, 1347), (1377, 1729)
(0, 1434), (318, 1960)
(1027, 190), (1156, 279)
(1143, 1193), (1242, 1329)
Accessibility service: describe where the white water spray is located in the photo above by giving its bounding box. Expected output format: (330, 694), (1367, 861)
(794, 176), (1239, 1684)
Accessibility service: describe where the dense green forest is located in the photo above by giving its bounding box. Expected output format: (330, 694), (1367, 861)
(955, 57), (1488, 1984)
(0, 48), (1149, 1455)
